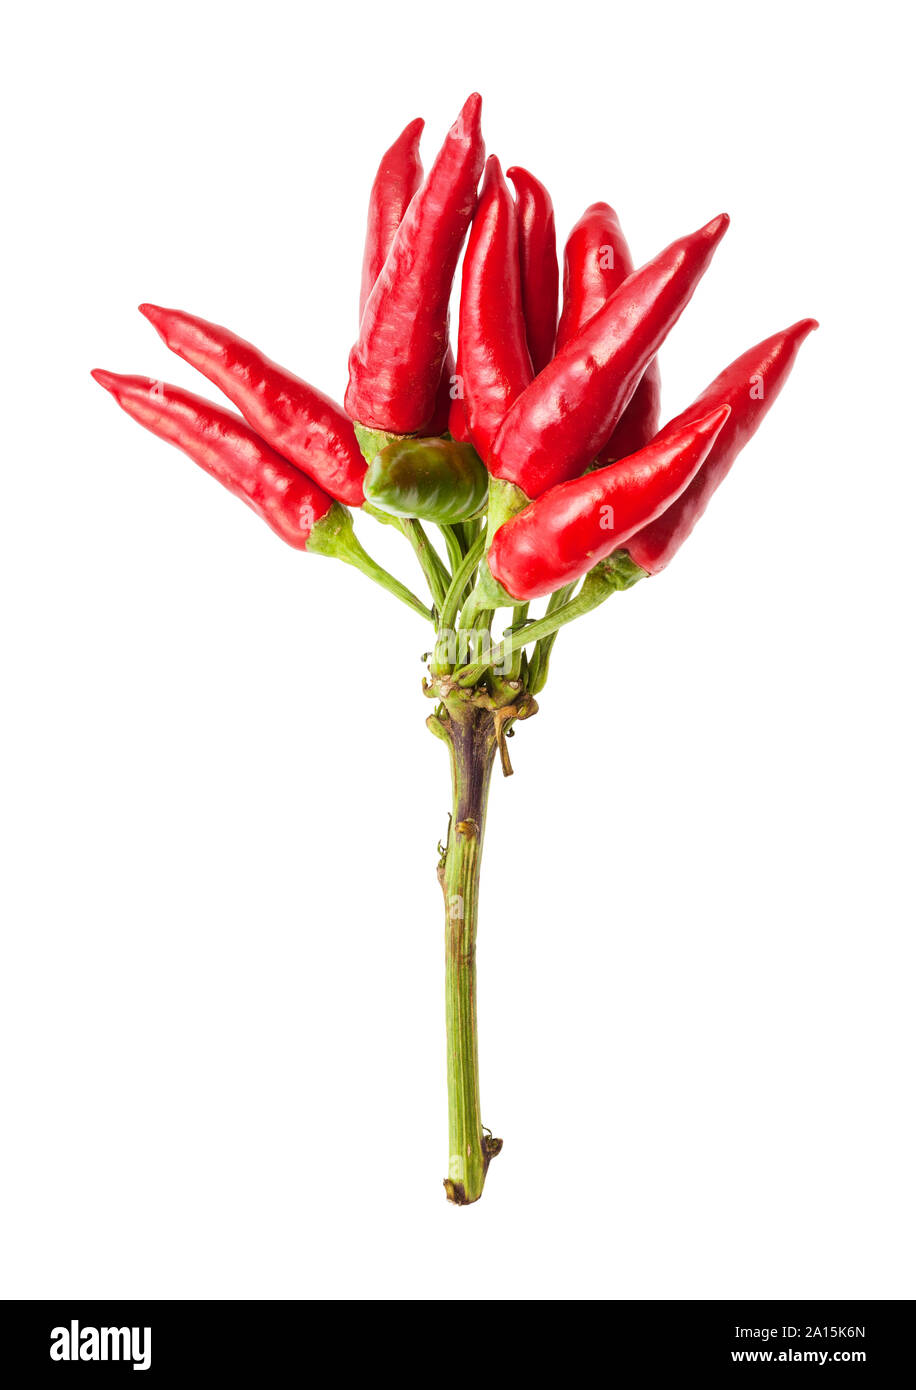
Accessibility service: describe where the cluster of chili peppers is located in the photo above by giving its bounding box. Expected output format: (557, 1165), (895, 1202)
(93, 95), (816, 1205)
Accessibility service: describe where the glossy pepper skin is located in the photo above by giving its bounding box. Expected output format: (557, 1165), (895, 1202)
(488, 406), (730, 600)
(359, 117), (425, 322)
(138, 304), (366, 507)
(507, 166), (558, 373)
(458, 156), (533, 462)
(345, 94), (485, 435)
(358, 114), (455, 438)
(555, 202), (632, 347)
(490, 213), (729, 497)
(364, 436), (488, 523)
(556, 201), (662, 462)
(626, 319), (819, 574)
(90, 371), (336, 549)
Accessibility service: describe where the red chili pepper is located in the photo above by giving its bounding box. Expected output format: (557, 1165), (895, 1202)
(556, 201), (661, 462)
(602, 360), (662, 463)
(458, 155), (533, 462)
(138, 304), (367, 507)
(358, 115), (455, 437)
(490, 214), (729, 497)
(506, 165), (558, 373)
(625, 319), (818, 573)
(91, 370), (335, 548)
(488, 406), (730, 600)
(345, 94), (485, 434)
(359, 117), (425, 322)
(555, 202), (630, 349)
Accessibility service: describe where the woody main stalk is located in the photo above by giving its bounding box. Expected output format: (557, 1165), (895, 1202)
(429, 699), (501, 1205)
(92, 94), (816, 1204)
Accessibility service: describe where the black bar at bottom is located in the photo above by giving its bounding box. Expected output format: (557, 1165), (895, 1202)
(1, 1299), (912, 1377)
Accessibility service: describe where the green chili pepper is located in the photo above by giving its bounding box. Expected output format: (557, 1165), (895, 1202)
(364, 436), (488, 523)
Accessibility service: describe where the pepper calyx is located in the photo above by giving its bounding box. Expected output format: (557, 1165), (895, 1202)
(353, 421), (411, 465)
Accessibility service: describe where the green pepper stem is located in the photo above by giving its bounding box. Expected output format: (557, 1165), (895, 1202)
(454, 553), (647, 685)
(438, 529), (487, 633)
(458, 597), (594, 683)
(439, 524), (465, 575)
(455, 590), (598, 685)
(455, 476), (528, 621)
(331, 532), (433, 621)
(431, 703), (502, 1205)
(506, 603), (529, 679)
(457, 584), (493, 635)
(306, 503), (432, 620)
(528, 583), (577, 693)
(399, 519), (450, 613)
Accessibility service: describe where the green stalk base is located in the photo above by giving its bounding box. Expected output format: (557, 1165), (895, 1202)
(431, 701), (502, 1205)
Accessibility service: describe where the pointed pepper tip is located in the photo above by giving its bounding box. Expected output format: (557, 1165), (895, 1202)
(399, 116), (425, 147)
(506, 166), (549, 201)
(505, 165), (532, 196)
(704, 212), (731, 241)
(459, 92), (483, 129)
(138, 302), (173, 342)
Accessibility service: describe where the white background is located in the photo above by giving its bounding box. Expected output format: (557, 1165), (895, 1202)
(2, 0), (913, 1300)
